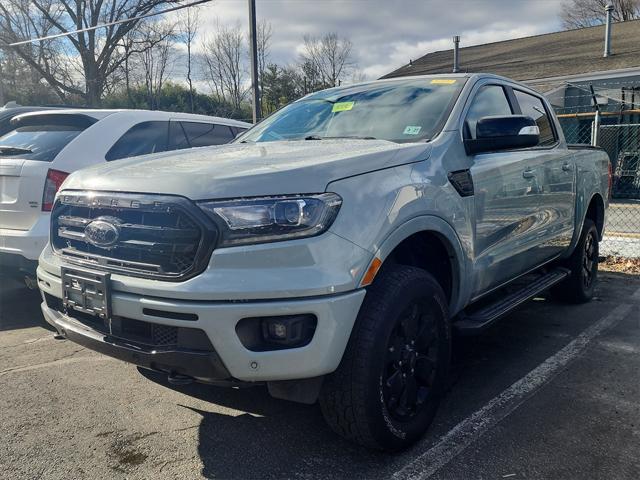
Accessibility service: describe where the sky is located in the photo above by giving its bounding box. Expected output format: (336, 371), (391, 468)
(184, 0), (567, 81)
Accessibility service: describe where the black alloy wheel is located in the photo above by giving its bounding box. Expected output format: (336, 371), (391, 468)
(383, 302), (439, 421)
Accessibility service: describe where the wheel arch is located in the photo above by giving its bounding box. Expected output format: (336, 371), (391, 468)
(585, 193), (605, 240)
(372, 216), (468, 314)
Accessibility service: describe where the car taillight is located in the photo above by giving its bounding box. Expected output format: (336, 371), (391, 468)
(42, 169), (69, 211)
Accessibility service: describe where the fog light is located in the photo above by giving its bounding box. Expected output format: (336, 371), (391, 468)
(268, 321), (288, 339)
(262, 315), (313, 346)
(236, 314), (318, 351)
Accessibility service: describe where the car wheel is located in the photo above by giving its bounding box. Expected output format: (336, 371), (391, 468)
(319, 265), (451, 451)
(553, 218), (599, 304)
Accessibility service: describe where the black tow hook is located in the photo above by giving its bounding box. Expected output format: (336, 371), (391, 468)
(168, 373), (194, 386)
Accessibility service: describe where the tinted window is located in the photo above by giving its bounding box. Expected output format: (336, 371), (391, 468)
(465, 85), (513, 139)
(0, 124), (85, 162)
(239, 78), (466, 144)
(106, 121), (169, 161)
(181, 122), (235, 147)
(168, 121), (190, 150)
(514, 90), (556, 146)
(230, 126), (247, 138)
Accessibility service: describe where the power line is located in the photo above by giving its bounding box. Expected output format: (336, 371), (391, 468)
(3, 0), (213, 48)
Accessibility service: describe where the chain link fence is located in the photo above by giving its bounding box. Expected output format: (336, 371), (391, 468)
(555, 112), (640, 258)
(597, 123), (640, 258)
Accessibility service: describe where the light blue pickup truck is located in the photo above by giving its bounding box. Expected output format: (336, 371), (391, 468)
(37, 73), (610, 450)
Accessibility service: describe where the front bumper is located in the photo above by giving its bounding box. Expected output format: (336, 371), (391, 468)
(38, 266), (366, 382)
(41, 305), (231, 383)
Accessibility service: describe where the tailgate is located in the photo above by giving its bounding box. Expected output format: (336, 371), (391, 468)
(0, 159), (49, 230)
(0, 159), (24, 203)
(0, 113), (94, 230)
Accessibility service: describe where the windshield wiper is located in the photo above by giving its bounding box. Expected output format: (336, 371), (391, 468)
(304, 135), (377, 141)
(0, 146), (33, 155)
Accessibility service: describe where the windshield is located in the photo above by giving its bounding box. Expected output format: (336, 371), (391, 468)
(239, 77), (466, 144)
(0, 123), (85, 162)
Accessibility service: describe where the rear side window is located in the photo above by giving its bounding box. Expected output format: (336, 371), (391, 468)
(513, 90), (557, 146)
(465, 85), (513, 139)
(106, 121), (169, 161)
(0, 124), (85, 162)
(181, 122), (235, 147)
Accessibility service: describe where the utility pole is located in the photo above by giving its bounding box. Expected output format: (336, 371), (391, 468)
(248, 0), (261, 123)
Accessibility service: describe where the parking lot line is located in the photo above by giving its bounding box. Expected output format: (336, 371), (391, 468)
(0, 354), (114, 377)
(392, 297), (637, 480)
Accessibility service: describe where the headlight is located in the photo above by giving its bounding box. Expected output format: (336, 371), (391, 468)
(198, 193), (342, 246)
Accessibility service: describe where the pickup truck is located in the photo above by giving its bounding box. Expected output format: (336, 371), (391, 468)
(37, 73), (610, 451)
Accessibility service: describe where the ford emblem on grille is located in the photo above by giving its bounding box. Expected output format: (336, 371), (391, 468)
(84, 217), (121, 248)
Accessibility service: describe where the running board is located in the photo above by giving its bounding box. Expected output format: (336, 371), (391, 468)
(454, 267), (570, 335)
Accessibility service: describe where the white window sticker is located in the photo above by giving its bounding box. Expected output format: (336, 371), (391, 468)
(403, 125), (422, 135)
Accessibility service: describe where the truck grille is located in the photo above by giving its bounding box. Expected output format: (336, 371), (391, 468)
(51, 191), (217, 280)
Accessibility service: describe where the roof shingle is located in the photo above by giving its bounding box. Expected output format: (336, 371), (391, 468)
(382, 19), (640, 81)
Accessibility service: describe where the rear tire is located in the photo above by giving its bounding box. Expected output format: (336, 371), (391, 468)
(552, 218), (599, 304)
(319, 265), (451, 451)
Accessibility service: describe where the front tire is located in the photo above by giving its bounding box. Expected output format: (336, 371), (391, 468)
(553, 218), (599, 304)
(319, 265), (451, 451)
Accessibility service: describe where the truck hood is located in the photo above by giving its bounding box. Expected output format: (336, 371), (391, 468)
(62, 139), (431, 199)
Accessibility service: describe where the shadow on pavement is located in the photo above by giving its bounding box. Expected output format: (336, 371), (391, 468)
(139, 367), (391, 478)
(0, 279), (52, 332)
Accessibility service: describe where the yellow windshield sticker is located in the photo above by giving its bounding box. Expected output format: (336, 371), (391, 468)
(430, 79), (457, 85)
(332, 101), (355, 112)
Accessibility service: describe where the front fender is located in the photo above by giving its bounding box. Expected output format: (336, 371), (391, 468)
(372, 215), (470, 314)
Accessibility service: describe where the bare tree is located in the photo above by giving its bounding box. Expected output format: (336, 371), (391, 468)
(137, 21), (175, 110)
(201, 22), (247, 112)
(561, 0), (640, 28)
(178, 6), (200, 112)
(0, 42), (61, 105)
(256, 20), (272, 114)
(0, 0), (179, 106)
(300, 33), (354, 89)
(349, 69), (368, 85)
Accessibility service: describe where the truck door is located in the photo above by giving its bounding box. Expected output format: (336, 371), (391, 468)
(465, 84), (547, 297)
(512, 89), (576, 260)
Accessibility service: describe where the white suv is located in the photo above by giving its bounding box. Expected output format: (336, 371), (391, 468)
(0, 109), (249, 285)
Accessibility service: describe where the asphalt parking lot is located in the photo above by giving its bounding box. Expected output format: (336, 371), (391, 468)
(1, 272), (639, 480)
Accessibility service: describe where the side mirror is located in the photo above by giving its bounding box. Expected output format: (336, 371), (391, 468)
(464, 115), (539, 155)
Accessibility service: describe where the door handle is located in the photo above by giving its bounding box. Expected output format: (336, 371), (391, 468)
(562, 162), (573, 172)
(522, 169), (536, 179)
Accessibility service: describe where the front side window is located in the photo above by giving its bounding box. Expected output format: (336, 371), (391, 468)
(168, 121), (190, 151)
(513, 90), (557, 146)
(239, 78), (466, 144)
(465, 85), (513, 139)
(181, 122), (234, 147)
(106, 121), (169, 161)
(230, 126), (246, 137)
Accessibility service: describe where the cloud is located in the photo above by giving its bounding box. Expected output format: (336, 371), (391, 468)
(169, 0), (564, 84)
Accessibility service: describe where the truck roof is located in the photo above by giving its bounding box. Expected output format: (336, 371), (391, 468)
(373, 72), (521, 84)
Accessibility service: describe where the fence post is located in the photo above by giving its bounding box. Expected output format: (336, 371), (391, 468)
(591, 110), (601, 146)
(589, 84), (601, 146)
